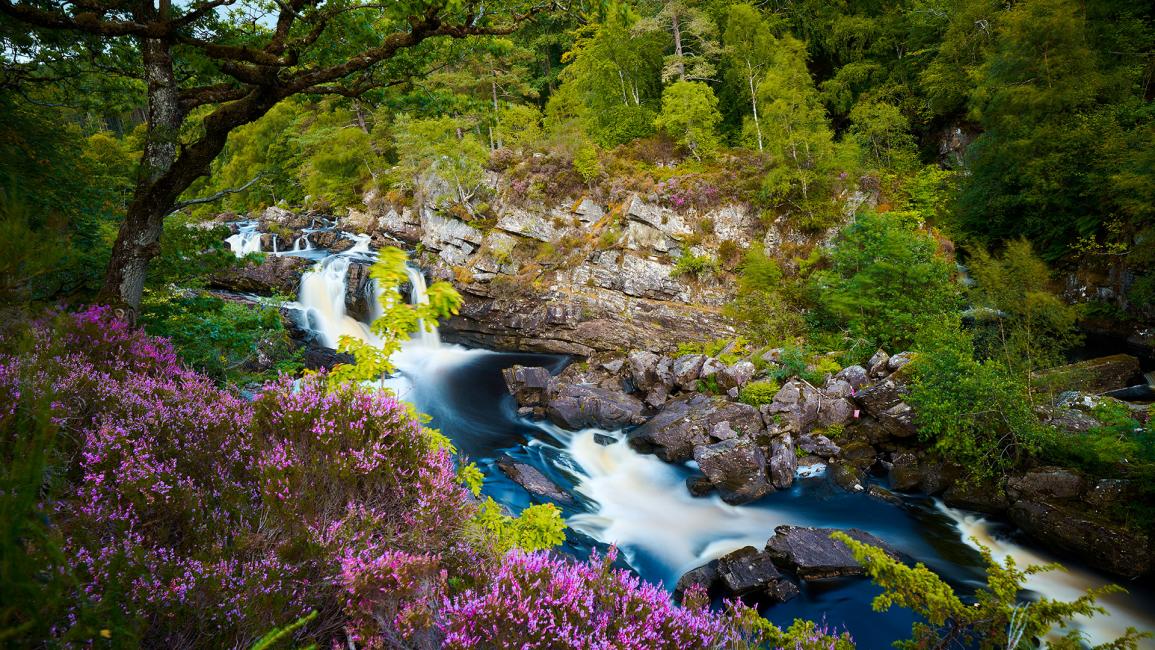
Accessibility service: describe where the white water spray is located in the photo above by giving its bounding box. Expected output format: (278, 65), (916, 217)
(225, 221), (262, 256)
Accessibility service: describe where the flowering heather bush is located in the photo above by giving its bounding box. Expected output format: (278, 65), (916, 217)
(1, 307), (857, 649)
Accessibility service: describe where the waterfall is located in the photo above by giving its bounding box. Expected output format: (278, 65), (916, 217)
(225, 221), (263, 256)
(298, 255), (378, 349)
(405, 264), (441, 348)
(937, 503), (1150, 645)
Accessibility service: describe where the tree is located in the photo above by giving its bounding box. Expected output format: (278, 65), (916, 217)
(722, 3), (774, 152)
(0, 0), (554, 312)
(634, 0), (719, 83)
(653, 80), (721, 160)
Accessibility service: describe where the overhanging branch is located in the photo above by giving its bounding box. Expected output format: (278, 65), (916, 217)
(169, 173), (262, 212)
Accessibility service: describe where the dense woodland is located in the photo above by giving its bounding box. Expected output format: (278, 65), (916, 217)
(2, 0), (1155, 648)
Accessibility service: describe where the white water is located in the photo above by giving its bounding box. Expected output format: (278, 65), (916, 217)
(938, 503), (1151, 646)
(298, 254), (379, 349)
(225, 221), (262, 256)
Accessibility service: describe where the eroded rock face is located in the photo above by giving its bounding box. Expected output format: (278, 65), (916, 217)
(502, 365), (553, 407)
(1006, 467), (1086, 502)
(693, 438), (773, 505)
(210, 255), (309, 295)
(1008, 500), (1151, 578)
(628, 395), (765, 462)
(674, 561), (720, 601)
(765, 526), (897, 579)
(1033, 354), (1141, 394)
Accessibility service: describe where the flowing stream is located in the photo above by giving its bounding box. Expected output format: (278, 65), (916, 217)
(273, 225), (1155, 648)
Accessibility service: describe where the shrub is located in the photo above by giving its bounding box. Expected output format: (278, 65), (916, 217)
(653, 81), (723, 161)
(739, 380), (781, 406)
(671, 251), (717, 278)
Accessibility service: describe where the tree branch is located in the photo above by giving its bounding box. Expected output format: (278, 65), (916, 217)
(170, 173), (263, 212)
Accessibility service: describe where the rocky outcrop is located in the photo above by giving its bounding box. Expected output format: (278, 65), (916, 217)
(765, 526), (897, 579)
(210, 255), (310, 295)
(1033, 354), (1141, 394)
(1009, 500), (1150, 578)
(546, 382), (645, 431)
(628, 395), (764, 462)
(715, 546), (799, 603)
(693, 438), (773, 505)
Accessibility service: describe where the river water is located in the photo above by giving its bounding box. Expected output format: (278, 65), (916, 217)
(232, 222), (1155, 648)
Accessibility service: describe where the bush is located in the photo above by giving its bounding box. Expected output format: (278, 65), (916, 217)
(739, 380), (781, 406)
(653, 81), (723, 161)
(671, 251), (717, 278)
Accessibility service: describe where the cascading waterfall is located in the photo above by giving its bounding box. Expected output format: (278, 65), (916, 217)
(298, 254), (379, 349)
(225, 220), (263, 256)
(404, 263), (441, 348)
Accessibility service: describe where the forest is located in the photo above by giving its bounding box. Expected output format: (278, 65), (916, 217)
(2, 0), (1154, 648)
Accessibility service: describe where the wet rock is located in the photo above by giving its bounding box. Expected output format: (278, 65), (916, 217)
(943, 479), (1008, 514)
(1084, 479), (1134, 509)
(1008, 500), (1151, 578)
(629, 395), (764, 463)
(762, 380), (821, 433)
(502, 365), (554, 408)
(818, 397), (856, 428)
(765, 526), (897, 579)
(767, 433), (796, 489)
(1006, 467), (1085, 502)
(210, 255), (310, 295)
(627, 351), (673, 392)
(693, 438), (774, 505)
(716, 546), (799, 603)
(888, 452), (922, 491)
(674, 561), (720, 601)
(830, 462), (865, 492)
(835, 365), (869, 389)
(718, 361), (756, 390)
(672, 354), (707, 390)
(1033, 354), (1141, 395)
(866, 485), (903, 505)
(302, 345), (355, 371)
(546, 383), (645, 431)
(497, 458), (573, 504)
(686, 475), (716, 497)
(797, 434), (841, 458)
(920, 460), (963, 495)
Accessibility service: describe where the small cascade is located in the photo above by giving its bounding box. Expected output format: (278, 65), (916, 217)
(938, 503), (1151, 645)
(225, 221), (263, 256)
(271, 234), (278, 253)
(405, 264), (441, 348)
(298, 255), (378, 349)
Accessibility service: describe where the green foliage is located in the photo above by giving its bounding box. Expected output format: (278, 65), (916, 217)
(392, 115), (488, 207)
(330, 247), (463, 385)
(671, 250), (717, 277)
(966, 238), (1082, 380)
(812, 211), (961, 352)
(726, 606), (855, 650)
(848, 100), (917, 171)
(834, 532), (1148, 650)
(654, 80), (723, 160)
(906, 320), (1045, 480)
(139, 292), (302, 384)
(472, 499), (566, 553)
(725, 247), (806, 345)
(573, 143), (603, 184)
(495, 103), (544, 151)
(250, 611), (318, 650)
(738, 380), (780, 407)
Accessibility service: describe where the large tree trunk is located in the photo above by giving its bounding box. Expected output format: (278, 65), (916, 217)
(99, 35), (181, 314)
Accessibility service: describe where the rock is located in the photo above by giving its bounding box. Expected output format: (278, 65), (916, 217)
(762, 380), (821, 433)
(629, 395), (764, 463)
(1006, 467), (1085, 502)
(943, 479), (1008, 514)
(867, 350), (890, 377)
(210, 255), (309, 295)
(1008, 500), (1151, 578)
(495, 207), (558, 242)
(920, 460), (963, 495)
(693, 438), (774, 505)
(888, 452), (922, 491)
(302, 345), (355, 371)
(817, 398), (856, 428)
(866, 485), (903, 505)
(1033, 354), (1141, 395)
(699, 357), (726, 379)
(835, 365), (869, 389)
(497, 458), (573, 504)
(686, 475), (716, 497)
(627, 351), (673, 392)
(672, 354), (707, 390)
(823, 378), (854, 399)
(797, 434), (841, 458)
(716, 546), (798, 603)
(765, 526), (898, 579)
(855, 379), (906, 417)
(887, 352), (915, 372)
(1084, 479), (1133, 509)
(761, 348), (784, 364)
(502, 365), (553, 408)
(829, 462), (865, 492)
(767, 433), (796, 489)
(546, 383), (645, 431)
(644, 385), (669, 409)
(601, 359), (625, 374)
(674, 561), (719, 600)
(710, 421), (738, 441)
(718, 361), (756, 390)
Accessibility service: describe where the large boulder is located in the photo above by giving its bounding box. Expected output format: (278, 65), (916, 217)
(715, 546), (799, 603)
(767, 433), (796, 489)
(693, 438), (774, 505)
(1006, 467), (1085, 502)
(718, 361), (757, 390)
(1033, 354), (1141, 394)
(628, 395), (764, 462)
(627, 351), (673, 393)
(210, 255), (309, 295)
(674, 561), (720, 601)
(496, 458), (573, 504)
(1008, 500), (1151, 579)
(761, 380), (821, 433)
(854, 379), (917, 439)
(835, 365), (869, 389)
(502, 365), (554, 408)
(546, 383), (644, 431)
(672, 354), (707, 390)
(765, 526), (897, 579)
